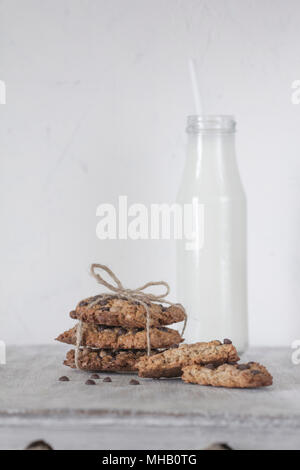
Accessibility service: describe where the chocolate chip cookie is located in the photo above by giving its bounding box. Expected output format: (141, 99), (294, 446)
(182, 362), (273, 388)
(56, 324), (183, 350)
(137, 340), (239, 378)
(70, 296), (185, 328)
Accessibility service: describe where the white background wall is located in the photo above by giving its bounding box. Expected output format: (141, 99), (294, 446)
(1, 0), (300, 346)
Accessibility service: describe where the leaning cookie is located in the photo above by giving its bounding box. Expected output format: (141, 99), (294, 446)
(137, 340), (239, 378)
(182, 362), (273, 388)
(64, 348), (158, 372)
(70, 296), (185, 328)
(56, 324), (183, 350)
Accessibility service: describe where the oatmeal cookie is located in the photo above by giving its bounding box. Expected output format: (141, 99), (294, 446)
(182, 362), (273, 388)
(137, 340), (239, 378)
(56, 324), (183, 350)
(70, 296), (185, 328)
(64, 348), (156, 372)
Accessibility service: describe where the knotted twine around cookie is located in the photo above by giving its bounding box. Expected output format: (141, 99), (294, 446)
(74, 264), (187, 369)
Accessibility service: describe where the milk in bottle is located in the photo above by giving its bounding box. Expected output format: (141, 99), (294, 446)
(177, 116), (248, 353)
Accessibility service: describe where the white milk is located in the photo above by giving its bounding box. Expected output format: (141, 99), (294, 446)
(177, 116), (248, 353)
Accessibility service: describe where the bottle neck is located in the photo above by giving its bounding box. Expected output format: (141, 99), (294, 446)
(186, 132), (237, 180)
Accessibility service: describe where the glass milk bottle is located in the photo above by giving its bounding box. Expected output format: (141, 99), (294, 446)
(177, 116), (248, 353)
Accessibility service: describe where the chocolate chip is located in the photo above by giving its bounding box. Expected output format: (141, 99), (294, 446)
(85, 379), (96, 385)
(98, 299), (108, 306)
(129, 379), (140, 385)
(102, 307), (110, 312)
(91, 295), (101, 301)
(90, 374), (100, 379)
(228, 362), (238, 366)
(223, 338), (232, 344)
(103, 377), (112, 382)
(251, 370), (261, 375)
(79, 301), (88, 307)
(158, 327), (168, 332)
(58, 376), (69, 382)
(117, 328), (127, 336)
(97, 325), (107, 332)
(169, 344), (179, 349)
(237, 364), (250, 371)
(205, 364), (216, 370)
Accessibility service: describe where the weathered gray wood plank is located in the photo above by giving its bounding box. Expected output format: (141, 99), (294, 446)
(0, 345), (299, 449)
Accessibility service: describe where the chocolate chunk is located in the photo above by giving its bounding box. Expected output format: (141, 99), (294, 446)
(79, 301), (88, 307)
(102, 307), (110, 312)
(223, 338), (232, 344)
(205, 364), (216, 370)
(169, 344), (179, 349)
(85, 379), (96, 385)
(251, 370), (261, 375)
(90, 374), (100, 379)
(117, 328), (127, 336)
(59, 376), (69, 382)
(158, 327), (168, 332)
(237, 364), (250, 371)
(129, 379), (140, 385)
(103, 377), (112, 382)
(97, 325), (107, 332)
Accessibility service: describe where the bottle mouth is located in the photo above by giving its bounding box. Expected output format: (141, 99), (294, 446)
(186, 115), (236, 134)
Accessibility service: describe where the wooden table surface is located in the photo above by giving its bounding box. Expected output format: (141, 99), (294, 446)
(0, 345), (299, 450)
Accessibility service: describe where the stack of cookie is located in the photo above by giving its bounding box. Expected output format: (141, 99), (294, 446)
(56, 295), (186, 373)
(137, 340), (273, 388)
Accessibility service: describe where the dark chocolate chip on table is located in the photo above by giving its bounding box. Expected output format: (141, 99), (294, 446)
(58, 376), (69, 382)
(85, 379), (96, 385)
(129, 379), (140, 385)
(90, 374), (100, 379)
(103, 377), (112, 382)
(223, 338), (232, 344)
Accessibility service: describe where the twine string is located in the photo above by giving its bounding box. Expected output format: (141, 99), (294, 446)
(74, 263), (187, 369)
